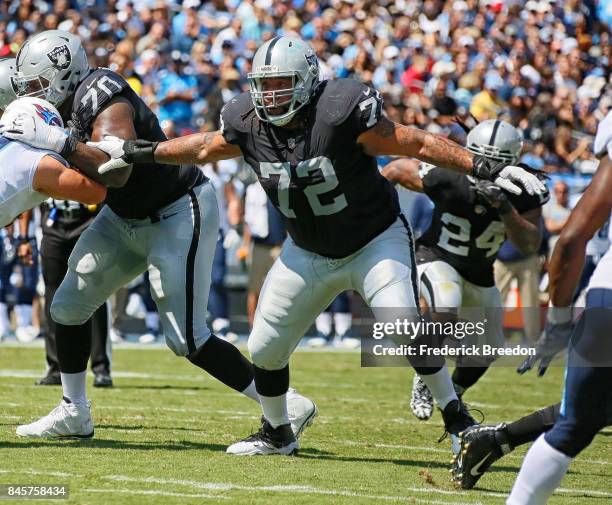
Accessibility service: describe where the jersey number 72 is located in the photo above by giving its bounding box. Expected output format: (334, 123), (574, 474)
(259, 157), (348, 218)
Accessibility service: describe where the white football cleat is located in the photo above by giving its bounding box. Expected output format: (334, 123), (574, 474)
(410, 374), (434, 420)
(287, 387), (317, 438)
(15, 325), (38, 343)
(226, 418), (298, 456)
(16, 398), (94, 439)
(138, 332), (157, 344)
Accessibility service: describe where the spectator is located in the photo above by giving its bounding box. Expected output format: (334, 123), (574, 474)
(543, 181), (572, 253)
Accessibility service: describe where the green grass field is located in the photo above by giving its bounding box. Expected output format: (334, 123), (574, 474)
(0, 344), (610, 504)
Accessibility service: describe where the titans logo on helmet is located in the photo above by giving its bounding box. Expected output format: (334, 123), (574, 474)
(34, 104), (62, 127)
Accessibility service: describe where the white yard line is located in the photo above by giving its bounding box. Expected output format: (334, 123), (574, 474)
(2, 469), (610, 502)
(84, 488), (228, 499)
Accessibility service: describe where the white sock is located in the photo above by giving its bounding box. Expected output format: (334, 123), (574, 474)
(0, 303), (9, 335)
(507, 434), (573, 505)
(334, 312), (352, 336)
(60, 371), (88, 406)
(15, 304), (32, 327)
(241, 380), (259, 402)
(419, 364), (457, 410)
(145, 311), (159, 333)
(315, 312), (332, 335)
(259, 393), (289, 428)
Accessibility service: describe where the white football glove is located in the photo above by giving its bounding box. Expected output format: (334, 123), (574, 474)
(223, 228), (242, 250)
(87, 135), (131, 174)
(0, 112), (69, 153)
(493, 165), (547, 196)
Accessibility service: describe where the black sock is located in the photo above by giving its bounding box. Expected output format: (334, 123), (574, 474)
(505, 402), (561, 449)
(253, 364), (289, 397)
(452, 365), (489, 392)
(56, 321), (92, 374)
(187, 334), (254, 392)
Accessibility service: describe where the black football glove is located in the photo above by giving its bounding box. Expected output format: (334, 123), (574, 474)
(120, 139), (160, 164)
(472, 155), (548, 196)
(472, 180), (513, 215)
(88, 136), (160, 174)
(517, 320), (574, 376)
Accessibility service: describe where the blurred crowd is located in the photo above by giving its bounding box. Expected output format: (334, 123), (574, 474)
(0, 0), (610, 346)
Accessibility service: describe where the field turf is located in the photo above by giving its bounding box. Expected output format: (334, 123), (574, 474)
(0, 344), (610, 504)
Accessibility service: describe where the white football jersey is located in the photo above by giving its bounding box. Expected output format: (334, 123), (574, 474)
(587, 111), (612, 291)
(0, 136), (64, 227)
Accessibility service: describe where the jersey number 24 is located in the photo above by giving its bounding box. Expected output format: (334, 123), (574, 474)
(438, 213), (505, 258)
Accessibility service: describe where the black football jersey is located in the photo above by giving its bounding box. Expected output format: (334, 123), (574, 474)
(66, 68), (205, 219)
(221, 79), (399, 258)
(416, 165), (549, 287)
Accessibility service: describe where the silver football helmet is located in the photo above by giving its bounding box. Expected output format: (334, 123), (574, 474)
(247, 36), (319, 127)
(0, 58), (17, 110)
(467, 119), (523, 164)
(13, 30), (89, 107)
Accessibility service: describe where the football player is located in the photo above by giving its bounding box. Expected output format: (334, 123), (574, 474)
(4, 30), (315, 440)
(85, 36), (547, 455)
(505, 111), (612, 504)
(0, 92), (106, 226)
(383, 120), (548, 421)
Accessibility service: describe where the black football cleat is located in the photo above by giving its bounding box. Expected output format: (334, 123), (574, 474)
(440, 399), (478, 454)
(226, 417), (299, 455)
(35, 373), (62, 386)
(451, 423), (511, 489)
(93, 372), (113, 388)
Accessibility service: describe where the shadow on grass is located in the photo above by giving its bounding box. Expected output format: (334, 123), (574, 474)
(0, 438), (228, 452)
(111, 385), (212, 391)
(297, 447), (452, 469)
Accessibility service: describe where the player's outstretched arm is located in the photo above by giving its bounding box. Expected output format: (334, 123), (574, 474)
(380, 158), (424, 192)
(359, 116), (473, 172)
(32, 155), (107, 205)
(154, 130), (242, 165)
(548, 155), (612, 306)
(92, 130), (242, 174)
(0, 103), (130, 188)
(359, 116), (546, 196)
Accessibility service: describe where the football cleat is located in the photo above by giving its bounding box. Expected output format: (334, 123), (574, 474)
(287, 388), (318, 439)
(93, 372), (113, 388)
(410, 375), (434, 420)
(226, 418), (299, 456)
(440, 399), (478, 454)
(16, 397), (94, 439)
(451, 423), (511, 489)
(35, 373), (62, 386)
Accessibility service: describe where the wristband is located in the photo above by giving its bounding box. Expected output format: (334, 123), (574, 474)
(60, 135), (78, 157)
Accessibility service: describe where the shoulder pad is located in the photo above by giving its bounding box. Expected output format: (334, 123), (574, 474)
(317, 79), (381, 126)
(69, 68), (129, 137)
(221, 92), (255, 133)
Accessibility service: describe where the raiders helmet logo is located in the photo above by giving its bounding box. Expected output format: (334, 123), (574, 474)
(305, 53), (317, 70)
(47, 44), (72, 70)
